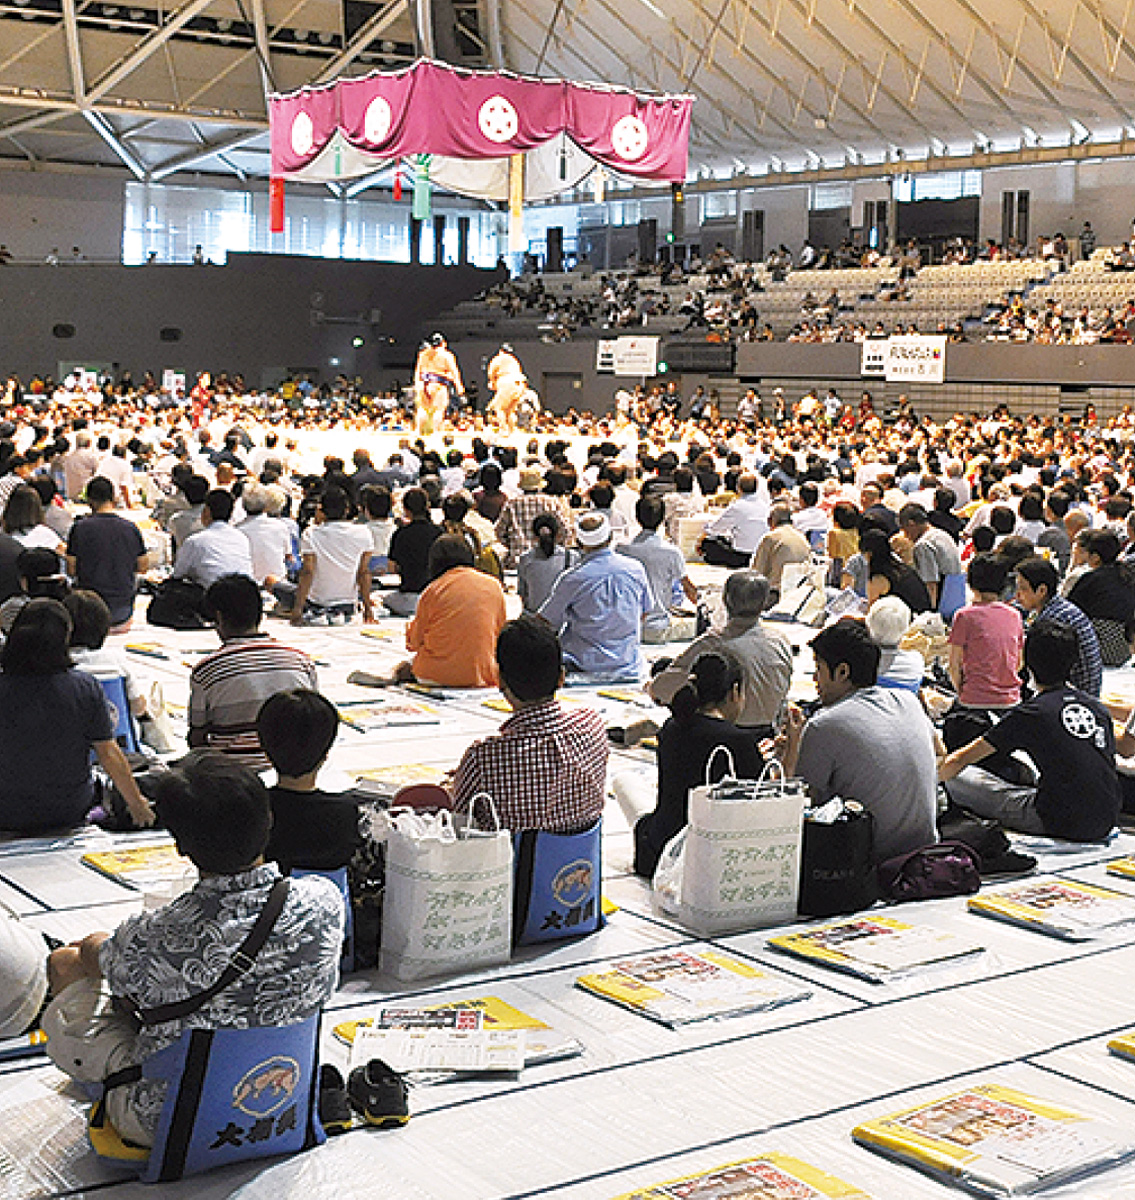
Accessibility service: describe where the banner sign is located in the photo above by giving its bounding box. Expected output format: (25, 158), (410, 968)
(612, 336), (659, 377)
(884, 335), (947, 384)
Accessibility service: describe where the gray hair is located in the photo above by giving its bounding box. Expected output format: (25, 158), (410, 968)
(722, 570), (770, 618)
(241, 483), (268, 515)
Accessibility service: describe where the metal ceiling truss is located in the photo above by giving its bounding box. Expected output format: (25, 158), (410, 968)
(3, 0), (1135, 190)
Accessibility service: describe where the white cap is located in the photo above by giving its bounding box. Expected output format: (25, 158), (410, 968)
(576, 512), (612, 547)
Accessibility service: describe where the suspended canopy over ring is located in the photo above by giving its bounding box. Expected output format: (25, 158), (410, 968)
(268, 58), (694, 203)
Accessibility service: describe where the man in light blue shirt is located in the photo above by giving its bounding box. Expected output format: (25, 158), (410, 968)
(617, 494), (696, 643)
(172, 489), (253, 588)
(540, 511), (654, 682)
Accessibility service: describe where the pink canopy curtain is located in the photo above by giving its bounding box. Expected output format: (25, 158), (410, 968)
(270, 59), (693, 184)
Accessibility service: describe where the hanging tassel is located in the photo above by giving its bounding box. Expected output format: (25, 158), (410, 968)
(393, 165), (403, 202)
(412, 155), (431, 221)
(269, 177), (285, 233)
(508, 152), (525, 253)
(592, 168), (605, 203)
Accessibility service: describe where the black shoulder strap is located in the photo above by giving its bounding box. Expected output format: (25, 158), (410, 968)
(126, 878), (290, 1027)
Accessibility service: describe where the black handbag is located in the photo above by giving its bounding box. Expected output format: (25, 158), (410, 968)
(798, 800), (878, 918)
(147, 577), (208, 630)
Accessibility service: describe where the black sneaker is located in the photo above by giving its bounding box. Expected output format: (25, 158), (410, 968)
(318, 1064), (354, 1135)
(347, 1059), (410, 1129)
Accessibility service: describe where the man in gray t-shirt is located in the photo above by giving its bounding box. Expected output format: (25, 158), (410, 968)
(779, 619), (938, 864)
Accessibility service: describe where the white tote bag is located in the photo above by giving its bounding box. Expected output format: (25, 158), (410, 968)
(678, 752), (807, 936)
(379, 795), (513, 982)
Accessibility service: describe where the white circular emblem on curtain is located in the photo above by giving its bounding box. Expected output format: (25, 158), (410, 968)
(291, 111), (315, 157)
(611, 115), (649, 161)
(478, 96), (519, 143)
(364, 96), (393, 145)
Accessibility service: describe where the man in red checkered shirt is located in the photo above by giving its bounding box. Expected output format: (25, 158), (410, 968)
(452, 615), (608, 832)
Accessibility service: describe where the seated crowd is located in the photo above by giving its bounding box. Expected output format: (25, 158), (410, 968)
(1, 383), (1135, 1159)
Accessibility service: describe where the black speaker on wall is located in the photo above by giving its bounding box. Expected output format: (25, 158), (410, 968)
(547, 226), (564, 272)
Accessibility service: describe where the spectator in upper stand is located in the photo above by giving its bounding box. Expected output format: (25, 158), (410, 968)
(237, 482), (292, 589)
(540, 511), (654, 682)
(65, 476), (149, 631)
(172, 488), (252, 590)
(451, 615), (607, 832)
(191, 574), (317, 769)
(1015, 555), (1103, 696)
(383, 485), (442, 617)
(618, 494), (697, 643)
(751, 503), (811, 600)
(898, 502), (963, 609)
(699, 473), (770, 568)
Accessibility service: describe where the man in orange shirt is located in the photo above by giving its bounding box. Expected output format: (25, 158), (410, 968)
(398, 535), (506, 688)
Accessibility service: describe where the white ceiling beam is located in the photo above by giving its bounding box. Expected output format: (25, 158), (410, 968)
(246, 0), (276, 92)
(309, 0), (412, 86)
(148, 127), (264, 178)
(85, 0), (217, 104)
(0, 87), (268, 128)
(60, 0), (86, 103)
(84, 109), (147, 177)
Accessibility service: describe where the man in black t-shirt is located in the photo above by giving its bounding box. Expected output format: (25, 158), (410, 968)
(65, 476), (148, 628)
(382, 486), (441, 617)
(940, 621), (1120, 841)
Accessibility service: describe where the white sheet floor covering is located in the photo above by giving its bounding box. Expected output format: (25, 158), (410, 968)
(2, 595), (1135, 1200)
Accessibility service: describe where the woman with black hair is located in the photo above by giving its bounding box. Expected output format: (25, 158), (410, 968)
(0, 598), (151, 832)
(1067, 528), (1135, 665)
(517, 513), (575, 613)
(862, 528), (932, 613)
(619, 650), (764, 878)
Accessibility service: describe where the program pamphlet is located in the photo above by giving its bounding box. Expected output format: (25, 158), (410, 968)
(769, 915), (985, 983)
(1105, 856), (1135, 881)
(611, 1153), (872, 1198)
(80, 843), (194, 891)
(1107, 1030), (1135, 1063)
(967, 878), (1135, 940)
(354, 762), (448, 800)
(575, 948), (810, 1027)
(337, 700), (441, 732)
(348, 1006), (525, 1075)
(853, 1083), (1135, 1196)
(335, 995), (582, 1074)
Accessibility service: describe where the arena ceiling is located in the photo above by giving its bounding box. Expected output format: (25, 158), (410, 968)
(3, 0), (1135, 189)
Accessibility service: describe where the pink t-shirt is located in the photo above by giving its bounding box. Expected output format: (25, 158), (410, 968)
(948, 601), (1024, 707)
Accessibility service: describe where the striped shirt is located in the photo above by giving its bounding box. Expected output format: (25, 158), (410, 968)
(189, 635), (318, 767)
(1037, 596), (1103, 697)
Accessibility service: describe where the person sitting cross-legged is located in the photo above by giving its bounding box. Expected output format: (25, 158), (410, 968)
(190, 574), (317, 769)
(940, 620), (1121, 841)
(41, 751), (345, 1149)
(451, 615), (608, 833)
(539, 511), (654, 683)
